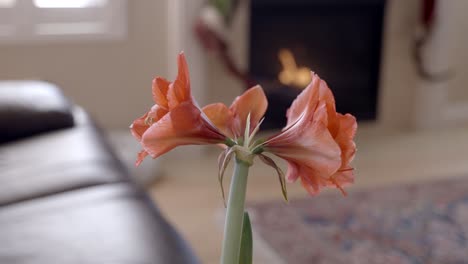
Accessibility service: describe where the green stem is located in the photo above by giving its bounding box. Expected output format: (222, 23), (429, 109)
(220, 159), (250, 264)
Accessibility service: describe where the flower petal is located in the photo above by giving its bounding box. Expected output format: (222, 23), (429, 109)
(331, 169), (354, 185)
(229, 85), (267, 137)
(135, 150), (148, 166)
(130, 105), (168, 141)
(267, 103), (342, 178)
(285, 161), (300, 182)
(167, 52), (192, 109)
(318, 79), (342, 136)
(152, 77), (170, 109)
(326, 168), (355, 196)
(285, 72), (320, 128)
(130, 113), (149, 141)
(264, 72), (357, 196)
(141, 101), (226, 158)
(334, 113), (357, 165)
(202, 103), (234, 138)
(299, 167), (329, 195)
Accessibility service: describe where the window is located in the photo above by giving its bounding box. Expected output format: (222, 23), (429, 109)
(0, 0), (16, 8)
(33, 0), (106, 8)
(0, 0), (126, 42)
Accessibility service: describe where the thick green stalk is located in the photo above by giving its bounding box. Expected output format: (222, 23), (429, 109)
(220, 159), (250, 264)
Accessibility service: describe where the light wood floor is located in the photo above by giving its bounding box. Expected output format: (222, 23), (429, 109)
(148, 125), (468, 264)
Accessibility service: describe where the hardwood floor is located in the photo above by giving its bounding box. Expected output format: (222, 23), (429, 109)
(148, 125), (468, 264)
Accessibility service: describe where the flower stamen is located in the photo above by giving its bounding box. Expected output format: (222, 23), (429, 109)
(243, 113), (251, 147)
(247, 117), (264, 147)
(330, 177), (347, 196)
(144, 116), (154, 126)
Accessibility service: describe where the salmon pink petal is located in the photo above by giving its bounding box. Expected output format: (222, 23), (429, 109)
(145, 104), (169, 125)
(152, 77), (170, 109)
(334, 113), (357, 165)
(300, 174), (328, 195)
(331, 169), (354, 186)
(264, 71), (356, 196)
(130, 105), (168, 141)
(202, 103), (234, 138)
(141, 101), (226, 158)
(136, 150), (148, 166)
(299, 168), (322, 195)
(267, 104), (342, 177)
(285, 72), (320, 128)
(326, 168), (355, 195)
(299, 163), (337, 195)
(318, 79), (336, 112)
(301, 176), (320, 195)
(168, 52), (192, 109)
(318, 79), (342, 136)
(229, 85), (267, 137)
(130, 113), (149, 141)
(285, 161), (299, 182)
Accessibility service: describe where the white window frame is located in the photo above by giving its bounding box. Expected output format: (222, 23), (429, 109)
(0, 0), (127, 43)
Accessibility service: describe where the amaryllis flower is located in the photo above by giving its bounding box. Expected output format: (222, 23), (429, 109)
(260, 73), (357, 195)
(131, 53), (356, 197)
(131, 53), (357, 264)
(130, 52), (227, 165)
(203, 85), (268, 140)
(131, 52), (268, 166)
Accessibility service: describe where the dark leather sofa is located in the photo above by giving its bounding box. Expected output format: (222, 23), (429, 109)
(0, 81), (199, 264)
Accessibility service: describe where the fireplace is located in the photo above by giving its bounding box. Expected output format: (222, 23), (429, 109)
(249, 0), (386, 129)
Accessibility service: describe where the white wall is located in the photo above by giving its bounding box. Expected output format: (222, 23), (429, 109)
(370, 0), (420, 131)
(0, 0), (168, 129)
(411, 0), (468, 128)
(447, 1), (468, 103)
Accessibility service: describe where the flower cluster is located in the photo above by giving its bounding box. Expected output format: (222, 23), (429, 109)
(130, 53), (357, 196)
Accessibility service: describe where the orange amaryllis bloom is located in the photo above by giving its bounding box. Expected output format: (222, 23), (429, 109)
(130, 52), (228, 165)
(131, 52), (356, 197)
(131, 53), (357, 264)
(262, 73), (357, 195)
(130, 52), (268, 166)
(202, 85), (268, 140)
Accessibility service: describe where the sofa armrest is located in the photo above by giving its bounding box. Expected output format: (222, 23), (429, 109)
(0, 80), (75, 144)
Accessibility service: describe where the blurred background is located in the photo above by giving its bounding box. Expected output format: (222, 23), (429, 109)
(1, 0), (468, 263)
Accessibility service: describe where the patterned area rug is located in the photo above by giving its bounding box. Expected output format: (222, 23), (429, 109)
(248, 177), (468, 264)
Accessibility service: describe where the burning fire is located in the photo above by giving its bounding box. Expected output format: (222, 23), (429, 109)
(278, 49), (311, 89)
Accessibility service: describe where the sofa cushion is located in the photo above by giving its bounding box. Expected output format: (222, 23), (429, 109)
(0, 184), (199, 264)
(0, 124), (127, 206)
(0, 81), (74, 144)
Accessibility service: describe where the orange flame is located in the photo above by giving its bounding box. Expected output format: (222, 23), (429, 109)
(278, 49), (312, 89)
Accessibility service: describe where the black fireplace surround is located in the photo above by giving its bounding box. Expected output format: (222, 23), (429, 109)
(249, 0), (385, 129)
